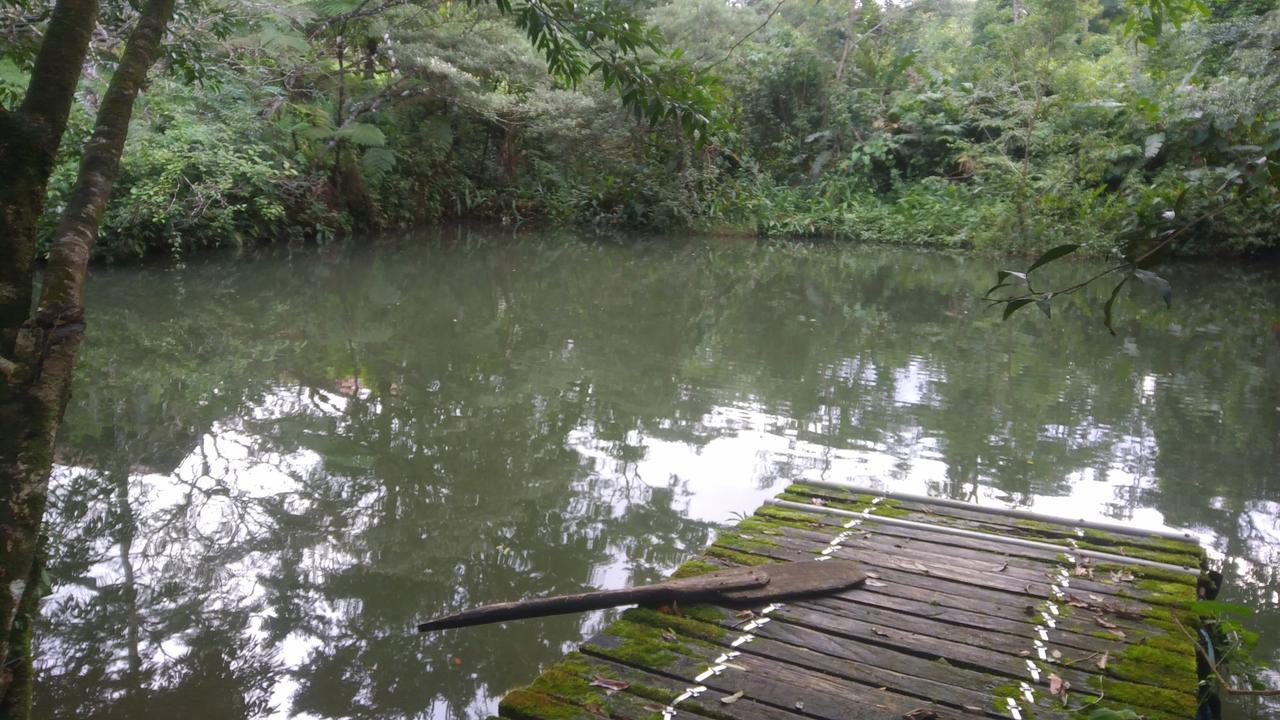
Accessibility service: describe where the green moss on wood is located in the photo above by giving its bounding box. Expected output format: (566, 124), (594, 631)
(498, 689), (589, 720)
(670, 560), (720, 579)
(621, 607), (728, 642)
(713, 530), (778, 553)
(1088, 676), (1198, 718)
(705, 545), (773, 566)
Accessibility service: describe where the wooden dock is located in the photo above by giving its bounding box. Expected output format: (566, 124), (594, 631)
(495, 481), (1211, 720)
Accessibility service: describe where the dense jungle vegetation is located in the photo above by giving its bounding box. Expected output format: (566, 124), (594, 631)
(3, 0), (1278, 261)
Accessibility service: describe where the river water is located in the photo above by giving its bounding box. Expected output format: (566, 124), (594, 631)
(34, 230), (1279, 719)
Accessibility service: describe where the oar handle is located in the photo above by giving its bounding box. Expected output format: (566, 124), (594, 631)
(417, 566), (770, 632)
(418, 584), (673, 632)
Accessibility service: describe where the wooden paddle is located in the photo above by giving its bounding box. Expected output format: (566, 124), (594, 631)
(417, 560), (865, 632)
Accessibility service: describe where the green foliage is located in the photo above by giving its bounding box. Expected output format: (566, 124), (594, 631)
(19, 0), (1279, 256)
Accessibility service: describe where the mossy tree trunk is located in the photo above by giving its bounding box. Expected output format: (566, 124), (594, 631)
(0, 0), (177, 716)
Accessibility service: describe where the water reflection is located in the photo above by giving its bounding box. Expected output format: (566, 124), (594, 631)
(37, 231), (1280, 719)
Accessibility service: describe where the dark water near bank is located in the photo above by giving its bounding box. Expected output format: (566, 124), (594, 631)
(35, 230), (1280, 719)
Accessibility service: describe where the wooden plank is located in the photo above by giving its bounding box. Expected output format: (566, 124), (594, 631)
(768, 524), (1188, 606)
(757, 504), (1199, 575)
(538, 652), (814, 720)
(716, 533), (1181, 610)
(783, 485), (1203, 565)
(582, 616), (983, 720)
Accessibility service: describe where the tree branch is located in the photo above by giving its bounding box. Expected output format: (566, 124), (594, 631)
(1172, 615), (1280, 697)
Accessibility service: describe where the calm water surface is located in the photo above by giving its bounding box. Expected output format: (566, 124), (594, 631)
(35, 230), (1280, 719)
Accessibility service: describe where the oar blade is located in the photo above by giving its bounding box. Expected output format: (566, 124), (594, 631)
(715, 559), (864, 603)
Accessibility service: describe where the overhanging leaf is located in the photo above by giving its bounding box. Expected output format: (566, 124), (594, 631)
(1103, 276), (1130, 336)
(1027, 244), (1081, 273)
(1133, 269), (1172, 308)
(1002, 298), (1035, 320)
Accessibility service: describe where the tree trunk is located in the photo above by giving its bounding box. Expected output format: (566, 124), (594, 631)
(0, 0), (98, 356)
(834, 0), (862, 83)
(0, 0), (176, 712)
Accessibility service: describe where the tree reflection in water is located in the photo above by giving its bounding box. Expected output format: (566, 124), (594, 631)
(35, 230), (1280, 719)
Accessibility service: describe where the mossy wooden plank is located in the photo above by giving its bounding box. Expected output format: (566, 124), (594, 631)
(623, 603), (1025, 716)
(755, 504), (1202, 578)
(762, 523), (1196, 606)
(783, 484), (1204, 566)
(583, 625), (976, 720)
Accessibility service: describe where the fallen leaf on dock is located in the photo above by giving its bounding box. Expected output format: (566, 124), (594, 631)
(963, 705), (983, 713)
(811, 498), (827, 506)
(1018, 650), (1031, 657)
(1095, 616), (1119, 629)
(866, 579), (888, 588)
(451, 656), (463, 666)
(589, 676), (630, 694)
(865, 571), (880, 579)
(872, 627), (888, 637)
(1051, 649), (1062, 660)
(903, 708), (939, 720)
(1109, 570), (1135, 583)
(661, 630), (678, 642)
(735, 610), (755, 619)
(720, 690), (744, 704)
(1048, 673), (1070, 702)
(1097, 652), (1109, 670)
(794, 700), (805, 710)
(911, 561), (930, 573)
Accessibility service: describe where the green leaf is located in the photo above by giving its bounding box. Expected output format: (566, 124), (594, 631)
(1036, 293), (1053, 318)
(1002, 298), (1035, 320)
(1133, 269), (1172, 308)
(1103, 276), (1131, 336)
(361, 147), (396, 182)
(1027, 244), (1081, 273)
(334, 122), (386, 147)
(1144, 133), (1165, 159)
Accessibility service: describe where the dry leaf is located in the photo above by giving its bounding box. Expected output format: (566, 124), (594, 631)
(735, 609), (755, 619)
(451, 656), (463, 667)
(1110, 570), (1135, 583)
(1107, 628), (1127, 639)
(1051, 649), (1062, 660)
(1097, 652), (1109, 670)
(872, 627), (888, 637)
(903, 708), (939, 720)
(583, 702), (605, 716)
(1018, 650), (1031, 657)
(1095, 616), (1119, 629)
(1048, 673), (1070, 700)
(911, 561), (930, 573)
(811, 498), (827, 506)
(661, 630), (679, 642)
(590, 676), (630, 695)
(866, 579), (888, 588)
(720, 690), (744, 705)
(865, 571), (881, 579)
